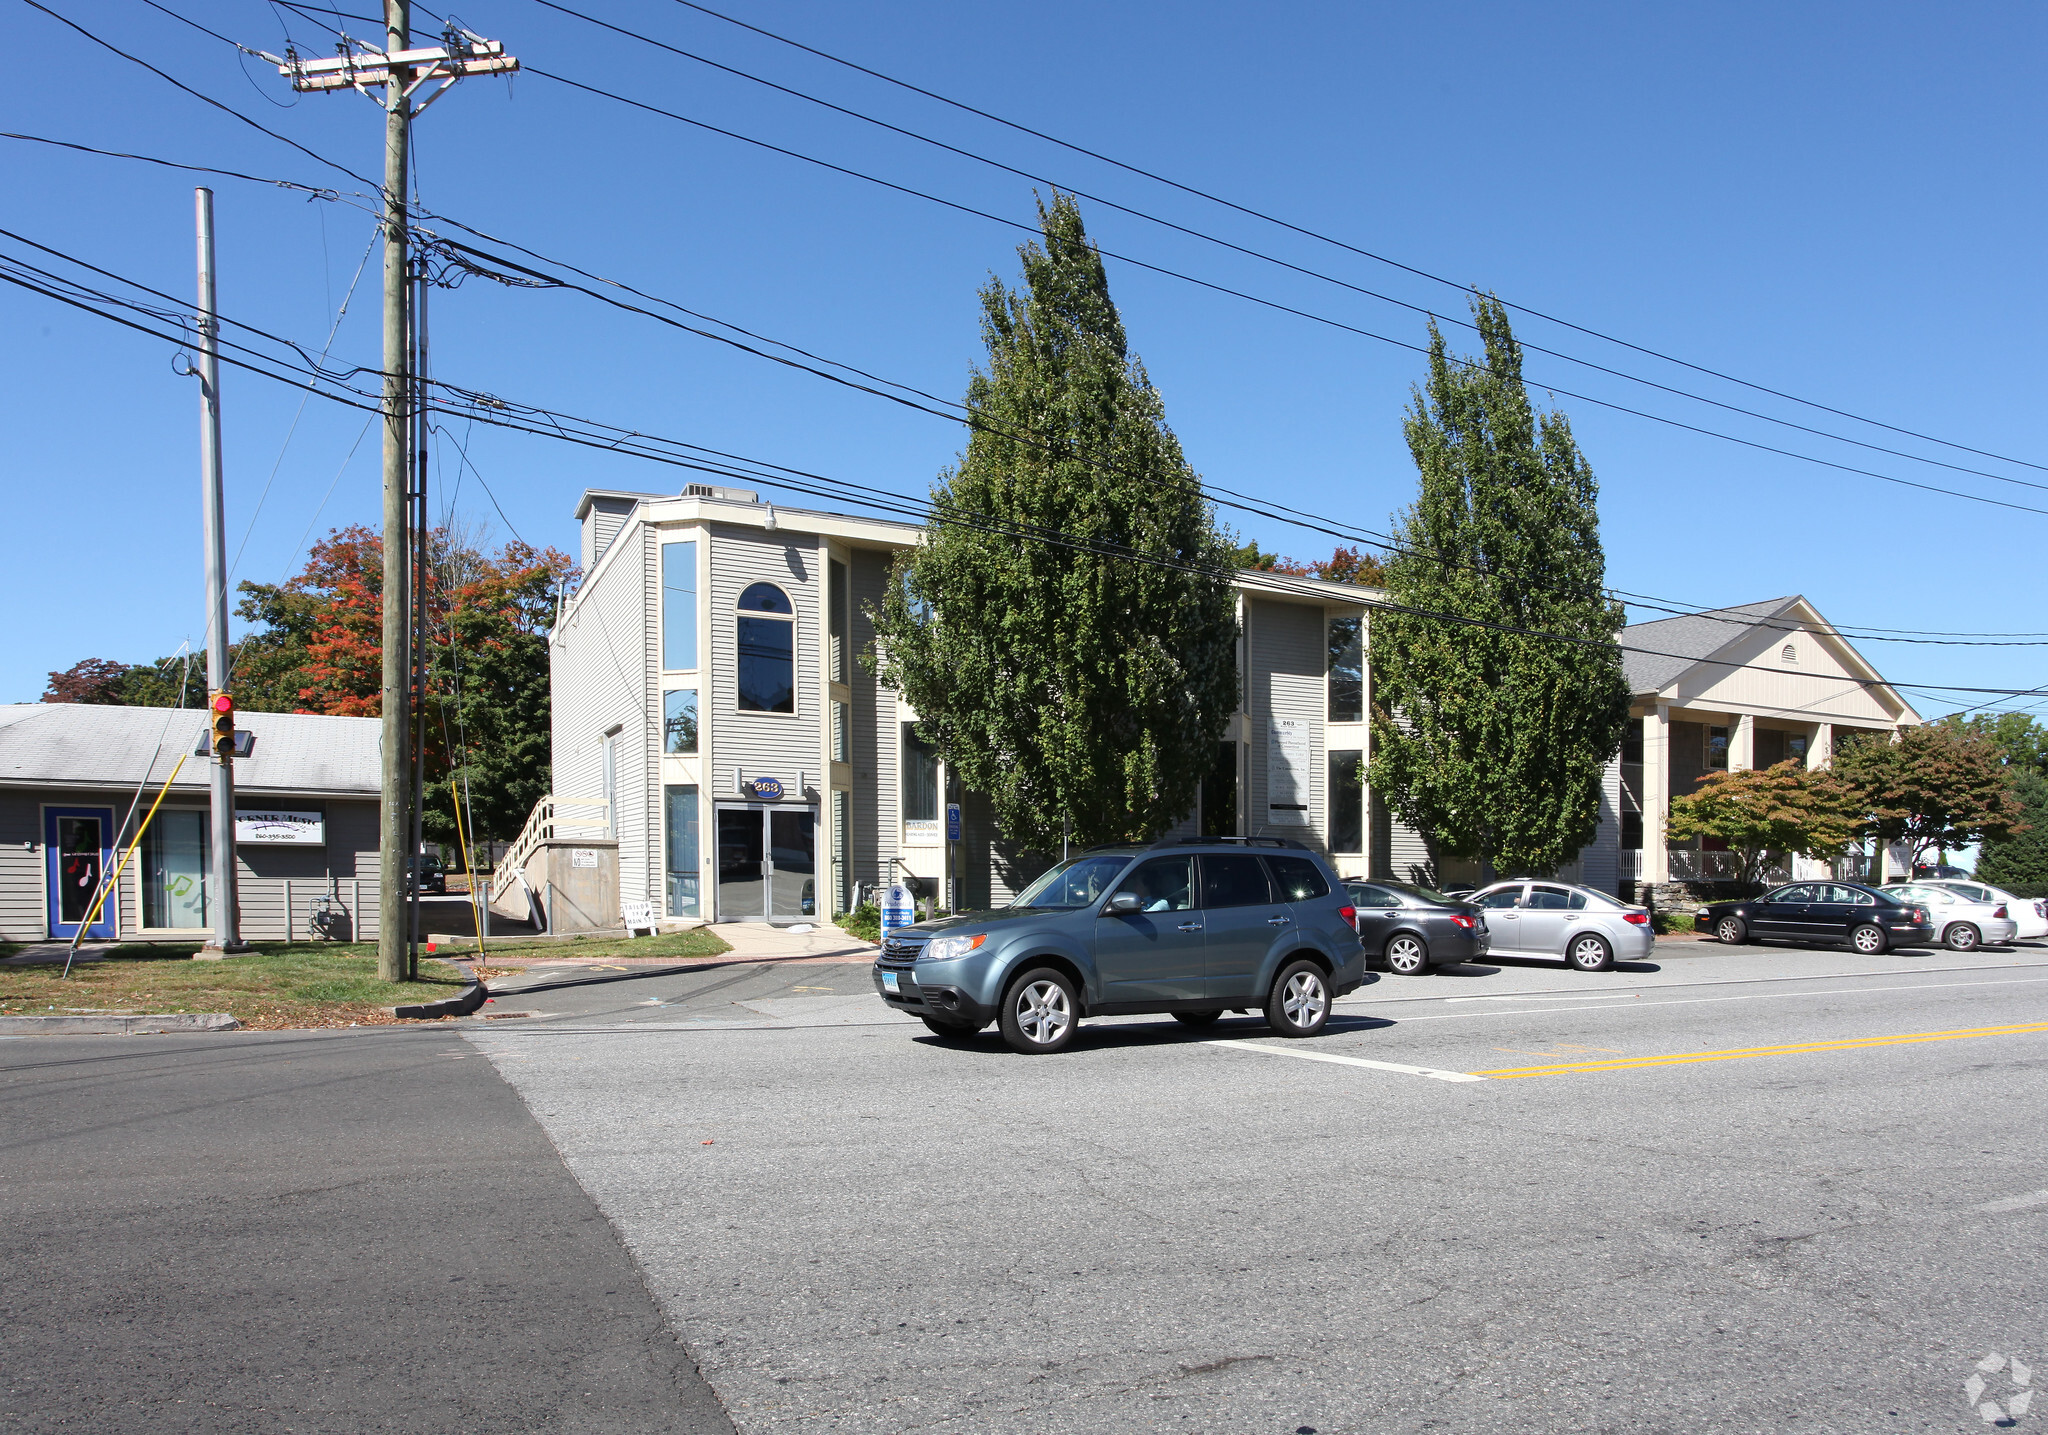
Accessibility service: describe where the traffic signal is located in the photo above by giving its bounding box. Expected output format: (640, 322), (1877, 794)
(210, 692), (236, 758)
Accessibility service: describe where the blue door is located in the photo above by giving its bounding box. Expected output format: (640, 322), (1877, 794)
(45, 806), (116, 941)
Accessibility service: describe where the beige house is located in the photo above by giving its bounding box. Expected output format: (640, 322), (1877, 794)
(1612, 597), (1919, 894)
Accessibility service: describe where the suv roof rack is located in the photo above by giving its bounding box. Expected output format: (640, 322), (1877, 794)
(1143, 836), (1308, 851)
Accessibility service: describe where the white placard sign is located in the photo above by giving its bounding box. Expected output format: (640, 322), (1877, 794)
(1266, 718), (1312, 827)
(235, 809), (325, 846)
(903, 818), (941, 844)
(571, 848), (600, 868)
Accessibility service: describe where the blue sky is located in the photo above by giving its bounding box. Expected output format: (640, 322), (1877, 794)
(5, 0), (2045, 717)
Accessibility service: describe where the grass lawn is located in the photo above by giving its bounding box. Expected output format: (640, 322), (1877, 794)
(426, 927), (733, 968)
(0, 943), (476, 1030)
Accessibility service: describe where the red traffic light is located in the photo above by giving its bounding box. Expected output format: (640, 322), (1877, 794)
(212, 693), (234, 714)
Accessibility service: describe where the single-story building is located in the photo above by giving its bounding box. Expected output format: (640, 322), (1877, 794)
(1599, 596), (1920, 900)
(0, 703), (382, 944)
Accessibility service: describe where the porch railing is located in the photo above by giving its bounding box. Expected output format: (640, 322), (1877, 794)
(488, 795), (611, 909)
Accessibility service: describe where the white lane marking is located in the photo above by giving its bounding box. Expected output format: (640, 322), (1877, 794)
(1443, 993), (1641, 1003)
(1208, 1038), (1485, 1082)
(1980, 1189), (2048, 1214)
(1382, 975), (2048, 1023)
(1335, 957), (2048, 1007)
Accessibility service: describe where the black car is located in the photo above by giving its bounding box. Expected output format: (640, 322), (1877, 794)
(1694, 882), (1932, 955)
(1343, 880), (1491, 975)
(405, 855), (447, 896)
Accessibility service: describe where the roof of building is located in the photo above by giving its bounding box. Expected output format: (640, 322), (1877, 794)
(1620, 597), (1802, 693)
(0, 704), (381, 797)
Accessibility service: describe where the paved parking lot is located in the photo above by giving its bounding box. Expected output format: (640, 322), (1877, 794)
(471, 941), (2048, 1433)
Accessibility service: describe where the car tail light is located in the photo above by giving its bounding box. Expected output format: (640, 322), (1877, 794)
(1623, 912), (1650, 926)
(1994, 904), (2008, 919)
(1339, 905), (1357, 928)
(1448, 913), (1475, 930)
(1913, 908), (1927, 923)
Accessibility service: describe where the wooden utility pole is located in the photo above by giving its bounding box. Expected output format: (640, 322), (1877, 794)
(273, 9), (517, 981)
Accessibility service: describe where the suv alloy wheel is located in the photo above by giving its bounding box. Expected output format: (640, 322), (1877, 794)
(999, 967), (1078, 1054)
(1266, 958), (1331, 1037)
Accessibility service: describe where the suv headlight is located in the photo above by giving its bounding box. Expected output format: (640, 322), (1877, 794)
(922, 933), (987, 963)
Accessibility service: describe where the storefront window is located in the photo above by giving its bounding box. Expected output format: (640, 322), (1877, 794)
(143, 809), (210, 928)
(1327, 616), (1364, 723)
(737, 582), (795, 713)
(665, 785), (700, 917)
(661, 540), (698, 671)
(663, 689), (698, 754)
(1328, 750), (1364, 854)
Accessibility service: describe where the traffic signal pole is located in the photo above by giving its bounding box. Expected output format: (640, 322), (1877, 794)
(268, 3), (517, 982)
(195, 188), (246, 957)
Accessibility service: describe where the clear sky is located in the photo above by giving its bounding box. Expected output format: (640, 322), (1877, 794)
(5, 0), (2044, 719)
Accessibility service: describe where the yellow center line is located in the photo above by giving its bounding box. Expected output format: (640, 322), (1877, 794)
(1470, 1020), (2048, 1078)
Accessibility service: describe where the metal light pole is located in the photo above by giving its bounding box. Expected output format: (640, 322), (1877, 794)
(195, 188), (245, 956)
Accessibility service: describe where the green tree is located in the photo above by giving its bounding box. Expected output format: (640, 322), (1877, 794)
(1935, 712), (2048, 777)
(1976, 767), (2048, 897)
(1368, 295), (1632, 877)
(1666, 762), (1860, 888)
(869, 192), (1238, 849)
(1834, 724), (2024, 866)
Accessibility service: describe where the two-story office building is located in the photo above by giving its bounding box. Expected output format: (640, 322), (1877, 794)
(548, 485), (1475, 923)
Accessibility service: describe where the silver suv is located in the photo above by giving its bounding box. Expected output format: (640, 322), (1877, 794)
(872, 838), (1367, 1054)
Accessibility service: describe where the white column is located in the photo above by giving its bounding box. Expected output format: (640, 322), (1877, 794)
(1642, 704), (1671, 884)
(1730, 714), (1755, 771)
(1807, 723), (1831, 770)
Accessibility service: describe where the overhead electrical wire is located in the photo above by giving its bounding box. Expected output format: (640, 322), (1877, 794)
(662, 0), (2048, 481)
(527, 0), (2048, 499)
(10, 232), (2046, 712)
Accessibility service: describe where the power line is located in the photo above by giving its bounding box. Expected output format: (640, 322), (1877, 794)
(517, 63), (2048, 520)
(662, 0), (2048, 481)
(528, 0), (2048, 499)
(14, 246), (2043, 702)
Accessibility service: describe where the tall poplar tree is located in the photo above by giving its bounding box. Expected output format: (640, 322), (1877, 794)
(1369, 295), (1631, 877)
(870, 193), (1237, 850)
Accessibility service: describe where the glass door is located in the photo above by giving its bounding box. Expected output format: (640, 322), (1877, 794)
(715, 805), (818, 921)
(45, 806), (116, 940)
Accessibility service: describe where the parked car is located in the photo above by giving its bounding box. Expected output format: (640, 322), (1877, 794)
(1916, 879), (2048, 942)
(1342, 880), (1490, 974)
(1880, 883), (2019, 952)
(404, 854), (446, 895)
(1695, 882), (1933, 954)
(1467, 881), (1654, 971)
(871, 838), (1367, 1054)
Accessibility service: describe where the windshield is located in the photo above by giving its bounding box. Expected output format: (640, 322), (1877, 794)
(1390, 883), (1463, 906)
(1010, 854), (1133, 909)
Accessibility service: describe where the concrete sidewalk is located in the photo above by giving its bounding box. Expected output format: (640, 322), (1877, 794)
(0, 1030), (734, 1434)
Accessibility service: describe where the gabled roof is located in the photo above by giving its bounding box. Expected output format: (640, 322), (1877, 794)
(1621, 597), (1802, 693)
(0, 704), (380, 797)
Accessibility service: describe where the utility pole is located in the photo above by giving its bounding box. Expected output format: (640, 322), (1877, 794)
(274, 9), (517, 981)
(194, 188), (246, 957)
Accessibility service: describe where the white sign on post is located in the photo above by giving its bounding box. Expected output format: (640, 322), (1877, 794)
(880, 881), (915, 940)
(1266, 718), (1312, 827)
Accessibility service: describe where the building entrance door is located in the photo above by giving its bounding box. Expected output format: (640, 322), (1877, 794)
(45, 806), (117, 941)
(715, 805), (818, 921)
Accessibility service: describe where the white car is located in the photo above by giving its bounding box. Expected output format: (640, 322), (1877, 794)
(1468, 880), (1657, 971)
(1880, 884), (2019, 952)
(1917, 880), (2048, 942)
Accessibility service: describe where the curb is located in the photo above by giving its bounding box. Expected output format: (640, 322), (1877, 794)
(392, 982), (489, 1020)
(0, 1012), (240, 1035)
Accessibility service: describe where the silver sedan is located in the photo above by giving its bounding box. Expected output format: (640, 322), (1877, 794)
(1468, 880), (1657, 971)
(1880, 883), (2018, 951)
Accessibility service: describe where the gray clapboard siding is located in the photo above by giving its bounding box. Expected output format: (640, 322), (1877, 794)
(1581, 756), (1623, 895)
(1245, 598), (1328, 854)
(708, 524), (821, 810)
(0, 791), (45, 940)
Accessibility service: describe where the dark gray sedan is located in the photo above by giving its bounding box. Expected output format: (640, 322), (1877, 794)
(1343, 880), (1491, 975)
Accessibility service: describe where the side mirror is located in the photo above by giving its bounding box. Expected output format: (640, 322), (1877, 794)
(1105, 891), (1142, 915)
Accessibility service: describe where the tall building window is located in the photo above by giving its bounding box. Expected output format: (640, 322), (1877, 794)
(1328, 750), (1364, 854)
(1201, 740), (1238, 837)
(663, 689), (698, 754)
(142, 809), (209, 928)
(829, 558), (849, 685)
(602, 732), (619, 838)
(1327, 615), (1363, 723)
(831, 700), (850, 763)
(665, 785), (700, 917)
(661, 540), (698, 671)
(737, 582), (795, 713)
(1707, 725), (1730, 770)
(902, 722), (939, 822)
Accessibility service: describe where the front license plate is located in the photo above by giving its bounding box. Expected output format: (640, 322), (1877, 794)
(880, 970), (900, 993)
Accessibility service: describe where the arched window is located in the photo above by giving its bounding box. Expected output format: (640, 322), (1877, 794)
(1781, 643), (1798, 664)
(737, 583), (795, 712)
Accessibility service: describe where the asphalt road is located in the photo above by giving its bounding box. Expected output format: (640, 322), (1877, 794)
(0, 1028), (733, 1435)
(470, 942), (2048, 1434)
